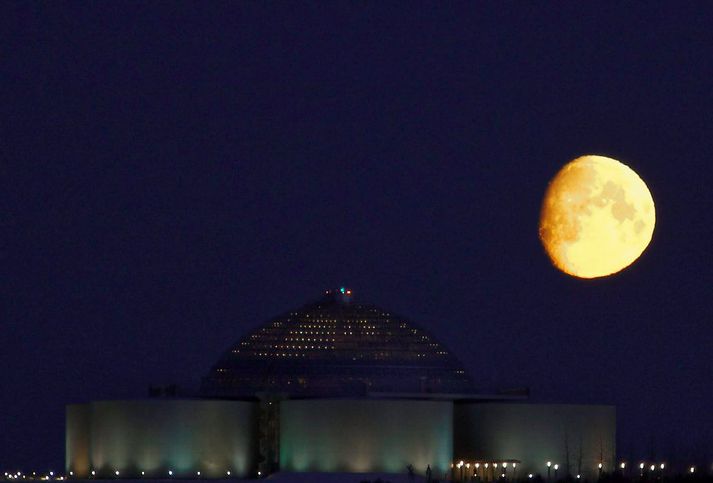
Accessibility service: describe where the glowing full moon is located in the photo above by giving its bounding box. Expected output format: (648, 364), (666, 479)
(539, 155), (655, 279)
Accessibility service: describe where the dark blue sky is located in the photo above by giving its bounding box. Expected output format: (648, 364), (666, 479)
(3, 2), (712, 471)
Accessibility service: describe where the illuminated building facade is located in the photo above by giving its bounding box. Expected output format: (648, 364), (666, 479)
(66, 400), (257, 479)
(66, 289), (616, 480)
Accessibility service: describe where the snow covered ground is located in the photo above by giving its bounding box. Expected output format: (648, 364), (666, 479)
(68, 473), (433, 483)
(266, 472), (429, 482)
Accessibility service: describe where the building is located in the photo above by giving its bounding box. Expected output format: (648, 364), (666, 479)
(66, 289), (615, 480)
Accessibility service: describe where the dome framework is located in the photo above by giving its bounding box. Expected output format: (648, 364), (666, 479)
(201, 289), (474, 398)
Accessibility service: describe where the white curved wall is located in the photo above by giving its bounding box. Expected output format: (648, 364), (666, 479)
(66, 404), (90, 477)
(280, 399), (453, 476)
(68, 398), (615, 480)
(66, 400), (257, 478)
(454, 403), (616, 481)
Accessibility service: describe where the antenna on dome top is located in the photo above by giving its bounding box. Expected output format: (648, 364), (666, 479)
(324, 287), (353, 304)
(339, 286), (352, 303)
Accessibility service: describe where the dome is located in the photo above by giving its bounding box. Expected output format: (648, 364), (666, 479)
(201, 289), (475, 398)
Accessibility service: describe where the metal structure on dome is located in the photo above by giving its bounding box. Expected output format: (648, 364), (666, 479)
(201, 288), (475, 398)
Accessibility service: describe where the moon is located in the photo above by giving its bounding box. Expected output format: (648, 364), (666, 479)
(539, 155), (655, 279)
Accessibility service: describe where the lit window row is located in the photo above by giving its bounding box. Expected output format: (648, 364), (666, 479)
(289, 330), (338, 335)
(270, 345), (335, 350)
(255, 353), (308, 357)
(248, 344), (337, 350)
(282, 338), (336, 343)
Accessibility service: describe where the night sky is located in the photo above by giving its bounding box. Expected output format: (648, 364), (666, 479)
(3, 2), (713, 471)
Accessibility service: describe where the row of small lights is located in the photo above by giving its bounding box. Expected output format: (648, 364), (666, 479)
(616, 462), (699, 474)
(544, 461), (700, 479)
(3, 464), (705, 481)
(629, 462), (697, 474)
(452, 461), (702, 480)
(455, 461), (519, 479)
(455, 461), (518, 469)
(4, 472), (64, 481)
(4, 470), (264, 479)
(91, 470), (258, 478)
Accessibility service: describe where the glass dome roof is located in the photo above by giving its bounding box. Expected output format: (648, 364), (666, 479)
(201, 289), (475, 398)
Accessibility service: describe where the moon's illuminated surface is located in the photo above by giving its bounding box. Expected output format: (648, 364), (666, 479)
(539, 155), (656, 279)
